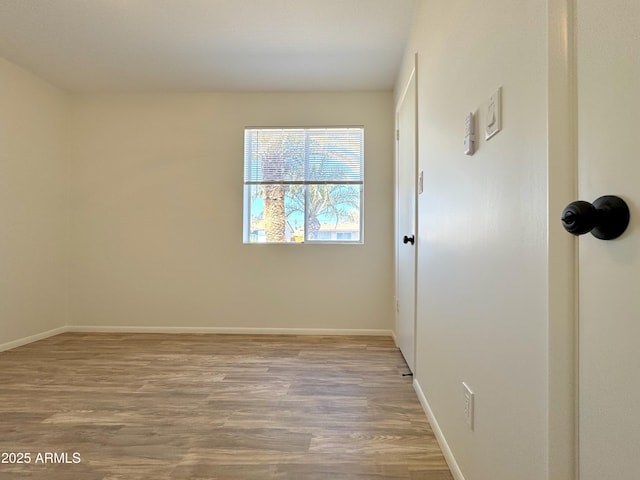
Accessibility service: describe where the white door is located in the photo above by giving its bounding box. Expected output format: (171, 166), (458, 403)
(396, 70), (417, 372)
(577, 1), (640, 478)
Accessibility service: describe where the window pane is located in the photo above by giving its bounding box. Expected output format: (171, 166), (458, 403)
(306, 184), (361, 242)
(246, 185), (305, 243)
(306, 128), (363, 183)
(244, 129), (306, 183)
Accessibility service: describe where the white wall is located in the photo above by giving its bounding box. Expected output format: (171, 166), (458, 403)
(0, 58), (69, 347)
(395, 1), (550, 479)
(0, 55), (395, 342)
(68, 92), (395, 332)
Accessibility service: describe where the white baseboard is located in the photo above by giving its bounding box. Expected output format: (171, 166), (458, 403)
(413, 379), (466, 480)
(0, 326), (68, 353)
(0, 325), (392, 353)
(67, 325), (393, 337)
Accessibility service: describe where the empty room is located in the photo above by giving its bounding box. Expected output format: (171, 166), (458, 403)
(1, 1), (638, 480)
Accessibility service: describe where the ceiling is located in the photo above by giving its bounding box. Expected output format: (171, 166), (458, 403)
(0, 0), (415, 92)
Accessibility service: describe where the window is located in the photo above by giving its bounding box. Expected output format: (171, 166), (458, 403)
(243, 127), (364, 244)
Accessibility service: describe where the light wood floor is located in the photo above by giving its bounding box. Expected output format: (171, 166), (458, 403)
(0, 333), (453, 480)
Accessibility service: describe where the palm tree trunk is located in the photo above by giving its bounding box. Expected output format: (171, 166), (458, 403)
(262, 148), (286, 242)
(264, 184), (286, 242)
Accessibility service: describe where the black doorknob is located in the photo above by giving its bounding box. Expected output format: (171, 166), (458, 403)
(561, 195), (630, 240)
(403, 235), (415, 245)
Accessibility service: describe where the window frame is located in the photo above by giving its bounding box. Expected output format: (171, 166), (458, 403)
(242, 126), (364, 245)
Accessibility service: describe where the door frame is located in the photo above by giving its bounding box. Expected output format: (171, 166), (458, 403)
(547, 0), (579, 478)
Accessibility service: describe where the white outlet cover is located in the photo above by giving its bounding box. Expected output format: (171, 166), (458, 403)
(485, 87), (502, 140)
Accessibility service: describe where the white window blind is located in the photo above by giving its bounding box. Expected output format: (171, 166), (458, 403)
(244, 128), (363, 184)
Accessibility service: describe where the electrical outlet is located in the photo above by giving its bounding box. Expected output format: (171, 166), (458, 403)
(462, 382), (474, 430)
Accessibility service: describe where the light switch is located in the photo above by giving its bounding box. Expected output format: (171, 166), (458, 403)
(464, 112), (476, 155)
(485, 87), (502, 140)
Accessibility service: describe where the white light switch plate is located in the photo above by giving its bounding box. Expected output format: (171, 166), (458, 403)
(463, 382), (474, 430)
(485, 87), (502, 140)
(464, 112), (475, 155)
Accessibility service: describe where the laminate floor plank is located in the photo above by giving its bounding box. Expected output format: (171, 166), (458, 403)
(0, 333), (453, 480)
